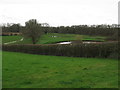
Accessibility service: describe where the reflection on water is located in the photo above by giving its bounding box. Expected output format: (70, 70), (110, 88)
(57, 41), (101, 44)
(57, 42), (71, 44)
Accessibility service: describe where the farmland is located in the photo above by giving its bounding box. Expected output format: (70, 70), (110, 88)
(2, 33), (118, 88)
(3, 51), (118, 88)
(2, 31), (118, 88)
(1, 0), (119, 88)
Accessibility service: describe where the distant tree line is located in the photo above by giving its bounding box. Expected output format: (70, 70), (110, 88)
(45, 25), (119, 36)
(2, 21), (119, 37)
(2, 23), (21, 32)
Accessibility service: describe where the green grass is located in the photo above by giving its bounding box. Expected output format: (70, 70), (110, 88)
(2, 33), (106, 44)
(40, 33), (78, 44)
(3, 51), (118, 88)
(2, 36), (22, 43)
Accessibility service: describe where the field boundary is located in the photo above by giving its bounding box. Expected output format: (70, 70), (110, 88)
(2, 42), (118, 59)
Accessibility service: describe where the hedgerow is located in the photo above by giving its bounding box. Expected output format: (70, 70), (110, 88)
(2, 42), (118, 59)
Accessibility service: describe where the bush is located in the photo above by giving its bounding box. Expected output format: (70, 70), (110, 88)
(2, 42), (118, 59)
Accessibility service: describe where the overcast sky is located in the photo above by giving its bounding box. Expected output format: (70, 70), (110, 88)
(0, 0), (119, 26)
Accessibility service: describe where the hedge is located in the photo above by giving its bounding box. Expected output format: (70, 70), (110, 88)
(2, 42), (118, 59)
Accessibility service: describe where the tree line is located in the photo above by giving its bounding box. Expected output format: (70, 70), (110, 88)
(45, 25), (119, 36)
(2, 21), (119, 36)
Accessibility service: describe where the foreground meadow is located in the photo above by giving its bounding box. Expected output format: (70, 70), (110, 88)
(3, 51), (118, 88)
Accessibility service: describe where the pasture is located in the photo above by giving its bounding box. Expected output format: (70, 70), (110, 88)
(3, 51), (118, 88)
(2, 33), (106, 44)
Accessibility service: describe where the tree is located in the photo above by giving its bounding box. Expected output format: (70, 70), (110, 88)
(9, 24), (21, 32)
(21, 19), (43, 44)
(41, 23), (50, 34)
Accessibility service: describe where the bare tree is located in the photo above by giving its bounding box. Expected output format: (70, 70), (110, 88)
(21, 19), (43, 44)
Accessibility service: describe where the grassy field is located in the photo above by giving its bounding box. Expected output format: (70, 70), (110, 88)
(3, 51), (118, 88)
(2, 33), (106, 44)
(2, 36), (22, 43)
(39, 33), (105, 44)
